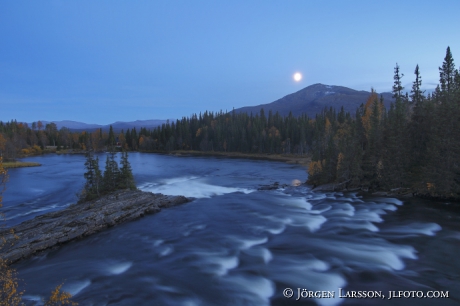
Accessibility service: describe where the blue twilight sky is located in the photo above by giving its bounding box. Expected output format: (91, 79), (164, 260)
(1, 1), (459, 125)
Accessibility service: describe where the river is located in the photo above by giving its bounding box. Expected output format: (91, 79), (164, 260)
(3, 153), (460, 305)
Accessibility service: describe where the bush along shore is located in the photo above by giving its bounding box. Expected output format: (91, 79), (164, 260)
(166, 150), (311, 166)
(3, 161), (41, 168)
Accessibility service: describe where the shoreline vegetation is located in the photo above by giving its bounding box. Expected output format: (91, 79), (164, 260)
(165, 150), (311, 166)
(12, 144), (458, 202)
(3, 161), (41, 168)
(19, 148), (311, 166)
(9, 148), (458, 202)
(94, 148), (460, 202)
(15, 148), (311, 168)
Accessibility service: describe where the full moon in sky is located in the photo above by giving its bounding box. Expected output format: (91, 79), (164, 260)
(293, 72), (302, 82)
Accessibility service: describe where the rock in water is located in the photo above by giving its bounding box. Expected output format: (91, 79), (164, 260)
(0, 190), (190, 263)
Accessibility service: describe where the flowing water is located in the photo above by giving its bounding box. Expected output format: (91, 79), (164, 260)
(3, 153), (460, 305)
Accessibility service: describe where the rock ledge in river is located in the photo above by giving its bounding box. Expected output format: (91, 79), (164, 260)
(0, 190), (190, 263)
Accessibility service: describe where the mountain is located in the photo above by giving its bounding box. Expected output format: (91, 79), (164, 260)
(33, 84), (393, 131)
(108, 120), (171, 132)
(41, 120), (104, 130)
(33, 119), (172, 132)
(234, 83), (395, 118)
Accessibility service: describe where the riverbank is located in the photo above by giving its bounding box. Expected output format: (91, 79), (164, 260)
(165, 150), (311, 166)
(55, 148), (87, 154)
(0, 190), (191, 264)
(17, 148), (311, 166)
(3, 161), (41, 168)
(310, 181), (460, 204)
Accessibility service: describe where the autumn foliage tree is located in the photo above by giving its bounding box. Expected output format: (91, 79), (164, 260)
(0, 155), (24, 305)
(44, 284), (78, 306)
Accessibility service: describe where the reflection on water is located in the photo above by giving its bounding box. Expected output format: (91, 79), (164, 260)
(4, 153), (460, 305)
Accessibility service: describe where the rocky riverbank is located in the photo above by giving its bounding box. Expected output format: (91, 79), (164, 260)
(311, 182), (415, 197)
(0, 190), (191, 263)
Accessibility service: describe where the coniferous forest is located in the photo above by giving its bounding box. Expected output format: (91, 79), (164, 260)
(80, 150), (136, 202)
(1, 47), (459, 200)
(306, 47), (460, 200)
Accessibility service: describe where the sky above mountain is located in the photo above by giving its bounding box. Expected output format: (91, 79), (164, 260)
(1, 1), (459, 124)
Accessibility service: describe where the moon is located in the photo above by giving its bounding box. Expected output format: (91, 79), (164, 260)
(293, 72), (302, 82)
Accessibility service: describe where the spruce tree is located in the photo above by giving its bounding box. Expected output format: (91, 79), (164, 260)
(392, 63), (404, 102)
(119, 151), (136, 190)
(82, 151), (103, 201)
(102, 155), (113, 192)
(410, 64), (424, 105)
(103, 150), (120, 192)
(83, 151), (95, 193)
(93, 156), (102, 196)
(424, 47), (460, 197)
(107, 125), (115, 148)
(369, 94), (383, 186)
(386, 64), (409, 188)
(408, 65), (430, 187)
(439, 46), (456, 100)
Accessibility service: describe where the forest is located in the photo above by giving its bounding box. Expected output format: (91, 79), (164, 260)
(305, 47), (460, 200)
(1, 47), (459, 199)
(80, 150), (136, 202)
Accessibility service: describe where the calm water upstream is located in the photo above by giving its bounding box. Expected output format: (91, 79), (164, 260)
(3, 153), (460, 305)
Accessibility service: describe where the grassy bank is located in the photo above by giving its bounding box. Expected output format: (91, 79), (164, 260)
(55, 149), (86, 154)
(3, 161), (41, 168)
(166, 150), (311, 166)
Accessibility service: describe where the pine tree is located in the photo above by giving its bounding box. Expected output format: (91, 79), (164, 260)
(424, 47), (460, 197)
(439, 46), (456, 101)
(93, 156), (102, 196)
(361, 91), (384, 188)
(82, 151), (96, 201)
(384, 64), (410, 188)
(408, 65), (431, 187)
(81, 151), (103, 201)
(102, 155), (113, 192)
(119, 151), (136, 190)
(392, 63), (404, 102)
(103, 150), (120, 192)
(410, 64), (424, 105)
(107, 125), (115, 148)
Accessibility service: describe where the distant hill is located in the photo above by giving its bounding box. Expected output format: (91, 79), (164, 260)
(106, 120), (173, 133)
(234, 83), (395, 118)
(32, 84), (394, 132)
(43, 120), (104, 130)
(33, 119), (172, 132)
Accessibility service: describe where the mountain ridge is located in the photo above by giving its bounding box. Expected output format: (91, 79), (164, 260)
(28, 119), (173, 132)
(25, 84), (396, 131)
(234, 83), (395, 117)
